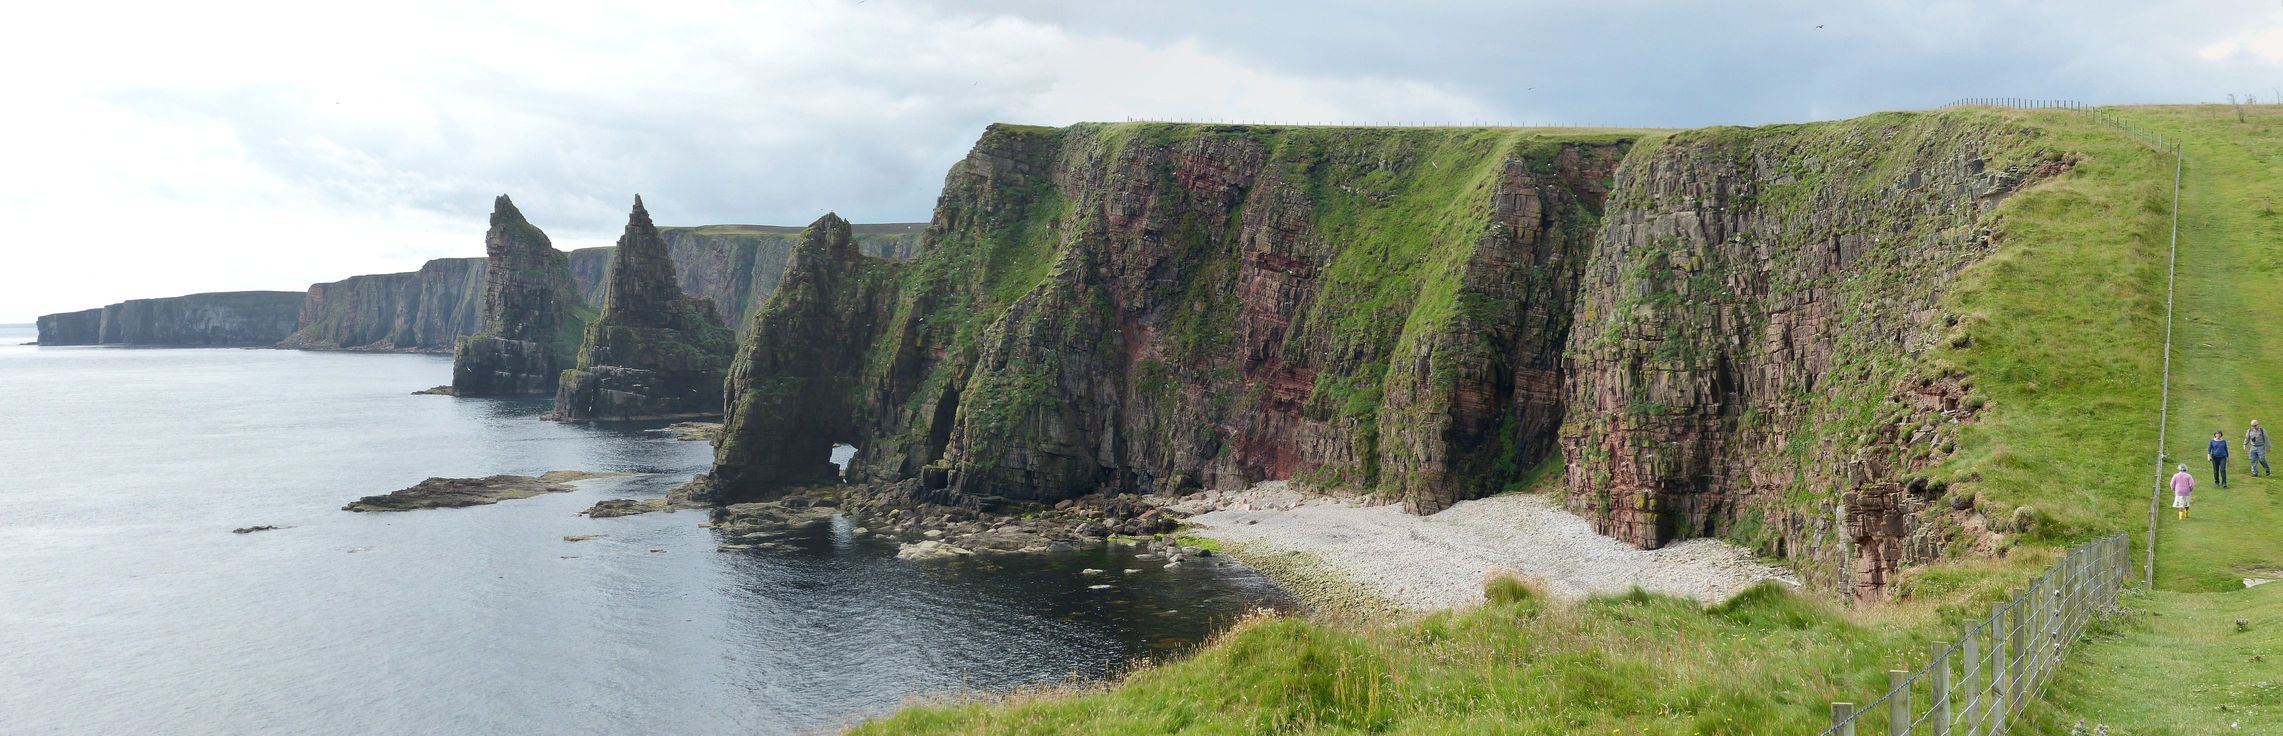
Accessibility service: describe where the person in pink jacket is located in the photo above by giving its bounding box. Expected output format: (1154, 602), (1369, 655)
(2172, 463), (2196, 520)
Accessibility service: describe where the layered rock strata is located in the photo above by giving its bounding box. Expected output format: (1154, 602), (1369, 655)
(450, 196), (591, 396)
(552, 197), (736, 421)
(36, 292), (302, 346)
(705, 123), (1630, 508)
(1557, 114), (2050, 596)
(279, 257), (486, 351)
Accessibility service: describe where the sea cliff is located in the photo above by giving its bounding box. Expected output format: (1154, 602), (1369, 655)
(709, 123), (1634, 511)
(36, 292), (303, 346)
(706, 113), (2064, 594)
(279, 258), (486, 352)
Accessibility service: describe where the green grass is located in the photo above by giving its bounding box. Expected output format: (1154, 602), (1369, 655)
(2020, 104), (2283, 732)
(857, 583), (1953, 736)
(1917, 107), (2175, 544)
(2026, 585), (2283, 734)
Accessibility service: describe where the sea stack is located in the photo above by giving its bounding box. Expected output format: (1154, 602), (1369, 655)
(451, 195), (589, 396)
(708, 213), (903, 501)
(551, 196), (735, 422)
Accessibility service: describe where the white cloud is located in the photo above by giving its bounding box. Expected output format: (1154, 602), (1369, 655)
(0, 0), (1500, 321)
(8, 0), (2283, 323)
(2199, 24), (2283, 65)
(1024, 37), (1499, 125)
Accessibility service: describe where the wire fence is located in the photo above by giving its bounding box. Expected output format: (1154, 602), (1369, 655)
(1820, 533), (2130, 735)
(1818, 98), (2186, 735)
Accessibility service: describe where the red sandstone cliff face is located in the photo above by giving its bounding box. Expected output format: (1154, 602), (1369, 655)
(709, 123), (1632, 511)
(1558, 115), (2048, 597)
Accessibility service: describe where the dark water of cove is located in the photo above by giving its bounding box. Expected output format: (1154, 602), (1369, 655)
(0, 328), (1292, 735)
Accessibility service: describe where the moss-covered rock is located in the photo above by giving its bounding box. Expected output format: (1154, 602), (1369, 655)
(1557, 112), (2059, 596)
(710, 213), (907, 498)
(451, 195), (589, 396)
(551, 196), (737, 422)
(705, 123), (1636, 507)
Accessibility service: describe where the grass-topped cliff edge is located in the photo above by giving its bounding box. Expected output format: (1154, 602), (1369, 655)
(841, 105), (2266, 734)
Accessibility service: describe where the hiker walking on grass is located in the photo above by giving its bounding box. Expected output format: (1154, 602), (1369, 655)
(2248, 420), (2271, 477)
(2209, 430), (2231, 488)
(2174, 463), (2196, 520)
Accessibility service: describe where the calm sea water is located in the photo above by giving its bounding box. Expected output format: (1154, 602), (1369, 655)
(0, 327), (1290, 735)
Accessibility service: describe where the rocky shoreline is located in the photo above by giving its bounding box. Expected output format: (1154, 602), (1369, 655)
(583, 476), (1227, 566)
(344, 470), (630, 512)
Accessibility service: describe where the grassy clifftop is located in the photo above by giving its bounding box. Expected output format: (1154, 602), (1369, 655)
(2023, 104), (2283, 733)
(859, 106), (2204, 732)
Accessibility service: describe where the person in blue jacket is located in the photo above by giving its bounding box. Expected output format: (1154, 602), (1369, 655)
(2209, 429), (2231, 488)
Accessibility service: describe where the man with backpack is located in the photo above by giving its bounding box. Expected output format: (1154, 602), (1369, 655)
(2247, 420), (2270, 477)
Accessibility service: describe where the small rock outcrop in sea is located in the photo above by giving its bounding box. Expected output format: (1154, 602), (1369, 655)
(552, 196), (736, 422)
(581, 497), (704, 518)
(232, 525), (283, 534)
(451, 195), (591, 396)
(342, 470), (628, 512)
(662, 422), (722, 442)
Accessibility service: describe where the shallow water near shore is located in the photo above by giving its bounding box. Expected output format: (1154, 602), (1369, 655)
(0, 333), (1291, 735)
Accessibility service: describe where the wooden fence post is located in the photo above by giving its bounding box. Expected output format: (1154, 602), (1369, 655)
(1930, 642), (1951, 736)
(1891, 669), (1911, 735)
(1832, 702), (1856, 735)
(1964, 632), (1982, 735)
(1990, 603), (2010, 731)
(2010, 592), (2029, 724)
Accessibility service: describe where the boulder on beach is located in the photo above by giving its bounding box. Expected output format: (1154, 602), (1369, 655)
(896, 540), (974, 561)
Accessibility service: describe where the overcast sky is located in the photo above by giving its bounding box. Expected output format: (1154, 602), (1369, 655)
(5, 0), (2281, 322)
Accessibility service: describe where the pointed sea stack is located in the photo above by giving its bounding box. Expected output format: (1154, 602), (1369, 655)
(451, 195), (589, 396)
(552, 196), (735, 421)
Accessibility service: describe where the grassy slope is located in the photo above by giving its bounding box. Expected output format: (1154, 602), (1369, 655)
(857, 108), (2189, 734)
(859, 585), (1952, 735)
(2025, 104), (2283, 734)
(1897, 109), (2169, 549)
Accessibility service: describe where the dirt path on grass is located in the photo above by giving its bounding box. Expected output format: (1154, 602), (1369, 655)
(1174, 482), (1797, 611)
